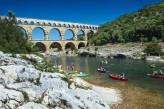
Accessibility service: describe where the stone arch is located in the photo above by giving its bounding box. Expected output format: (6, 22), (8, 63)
(52, 23), (56, 27)
(65, 42), (76, 50)
(32, 27), (45, 40)
(47, 22), (51, 26)
(87, 30), (94, 40)
(50, 42), (62, 51)
(30, 21), (34, 25)
(58, 23), (61, 27)
(33, 42), (46, 52)
(80, 25), (82, 28)
(64, 29), (75, 40)
(72, 25), (75, 28)
(42, 22), (46, 26)
(77, 29), (85, 41)
(76, 25), (79, 28)
(36, 22), (40, 26)
(63, 24), (66, 27)
(24, 21), (28, 25)
(17, 20), (22, 24)
(78, 42), (85, 49)
(18, 26), (28, 39)
(68, 24), (71, 28)
(49, 28), (61, 40)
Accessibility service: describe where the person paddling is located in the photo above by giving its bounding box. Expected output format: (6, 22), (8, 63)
(119, 72), (125, 79)
(159, 67), (164, 75)
(153, 71), (159, 76)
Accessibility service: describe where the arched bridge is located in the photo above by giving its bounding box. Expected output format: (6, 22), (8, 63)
(15, 17), (99, 52)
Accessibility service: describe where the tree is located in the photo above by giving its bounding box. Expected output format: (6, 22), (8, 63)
(0, 11), (34, 53)
(144, 37), (162, 56)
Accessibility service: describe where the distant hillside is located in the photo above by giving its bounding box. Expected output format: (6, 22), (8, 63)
(90, 2), (164, 45)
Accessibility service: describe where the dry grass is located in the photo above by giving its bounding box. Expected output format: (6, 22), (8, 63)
(83, 77), (164, 109)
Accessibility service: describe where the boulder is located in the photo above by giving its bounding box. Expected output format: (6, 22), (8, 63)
(0, 89), (24, 109)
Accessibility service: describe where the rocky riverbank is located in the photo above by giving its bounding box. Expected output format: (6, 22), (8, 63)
(43, 43), (164, 62)
(77, 43), (164, 62)
(0, 51), (121, 109)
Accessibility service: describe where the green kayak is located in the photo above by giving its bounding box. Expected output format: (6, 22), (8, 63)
(67, 71), (78, 74)
(72, 72), (90, 77)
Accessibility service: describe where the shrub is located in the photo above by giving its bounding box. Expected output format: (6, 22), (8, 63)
(61, 77), (72, 89)
(95, 47), (98, 51)
(144, 37), (162, 56)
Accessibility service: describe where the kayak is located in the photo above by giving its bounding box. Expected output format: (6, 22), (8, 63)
(72, 72), (90, 77)
(109, 74), (128, 81)
(67, 71), (78, 74)
(97, 68), (106, 73)
(147, 74), (164, 79)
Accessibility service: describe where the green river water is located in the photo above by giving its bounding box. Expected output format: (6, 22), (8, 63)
(49, 56), (164, 96)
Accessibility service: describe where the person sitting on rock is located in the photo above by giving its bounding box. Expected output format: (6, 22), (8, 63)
(67, 74), (73, 79)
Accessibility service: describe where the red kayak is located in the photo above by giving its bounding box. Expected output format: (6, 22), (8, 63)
(147, 74), (164, 79)
(109, 74), (128, 81)
(97, 68), (106, 73)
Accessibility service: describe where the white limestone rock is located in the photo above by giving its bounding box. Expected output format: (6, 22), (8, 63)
(25, 54), (43, 63)
(40, 77), (69, 90)
(0, 89), (24, 109)
(17, 102), (49, 109)
(0, 84), (4, 88)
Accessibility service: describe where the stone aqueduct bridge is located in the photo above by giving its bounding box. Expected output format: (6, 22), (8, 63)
(15, 17), (99, 52)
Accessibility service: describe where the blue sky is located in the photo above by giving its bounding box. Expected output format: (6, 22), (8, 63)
(0, 0), (162, 40)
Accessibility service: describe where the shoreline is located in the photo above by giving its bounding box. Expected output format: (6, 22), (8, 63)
(73, 77), (122, 106)
(0, 51), (121, 109)
(44, 42), (164, 62)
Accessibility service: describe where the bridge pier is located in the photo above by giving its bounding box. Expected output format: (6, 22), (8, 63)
(27, 34), (32, 40)
(45, 34), (49, 40)
(73, 35), (78, 41)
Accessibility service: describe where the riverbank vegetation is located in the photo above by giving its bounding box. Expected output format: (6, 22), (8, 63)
(0, 11), (37, 54)
(89, 2), (164, 47)
(144, 37), (163, 56)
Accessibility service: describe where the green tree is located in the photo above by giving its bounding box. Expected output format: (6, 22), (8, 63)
(144, 37), (162, 56)
(0, 11), (33, 53)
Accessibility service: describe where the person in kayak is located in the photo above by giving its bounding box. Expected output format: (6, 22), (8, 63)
(119, 73), (124, 79)
(159, 68), (164, 75)
(153, 71), (159, 76)
(151, 64), (155, 68)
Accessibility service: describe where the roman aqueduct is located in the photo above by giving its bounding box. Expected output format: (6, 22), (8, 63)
(15, 17), (99, 52)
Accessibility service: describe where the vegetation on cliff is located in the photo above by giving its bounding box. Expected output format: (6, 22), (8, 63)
(89, 2), (164, 45)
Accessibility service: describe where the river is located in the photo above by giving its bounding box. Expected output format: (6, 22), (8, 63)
(49, 56), (164, 96)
